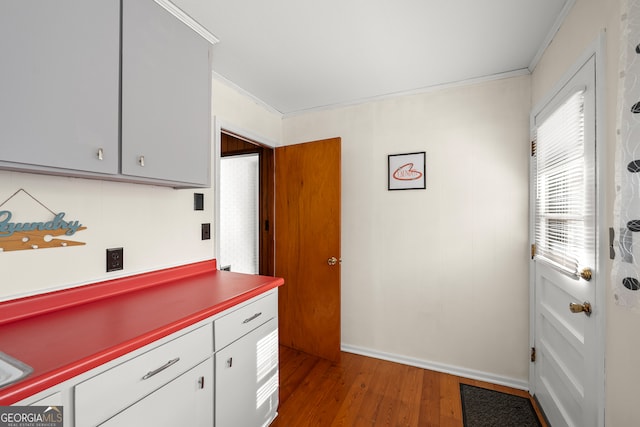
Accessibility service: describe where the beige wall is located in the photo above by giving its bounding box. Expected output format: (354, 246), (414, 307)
(212, 79), (282, 144)
(283, 75), (532, 386)
(0, 170), (214, 299)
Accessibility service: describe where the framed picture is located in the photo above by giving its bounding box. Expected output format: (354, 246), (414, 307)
(388, 152), (426, 190)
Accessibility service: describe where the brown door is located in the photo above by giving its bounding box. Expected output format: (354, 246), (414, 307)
(275, 137), (341, 362)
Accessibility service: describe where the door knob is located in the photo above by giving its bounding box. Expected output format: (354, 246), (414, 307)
(327, 257), (338, 266)
(579, 267), (592, 281)
(569, 301), (592, 316)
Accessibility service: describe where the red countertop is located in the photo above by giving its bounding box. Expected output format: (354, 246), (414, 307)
(0, 260), (283, 405)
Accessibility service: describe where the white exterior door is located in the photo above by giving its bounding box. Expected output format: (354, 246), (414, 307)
(531, 54), (602, 427)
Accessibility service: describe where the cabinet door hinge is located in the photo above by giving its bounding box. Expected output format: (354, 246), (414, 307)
(531, 244), (536, 259)
(531, 347), (536, 363)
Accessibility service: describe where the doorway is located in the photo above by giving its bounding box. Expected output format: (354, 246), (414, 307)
(219, 130), (274, 276)
(529, 50), (604, 427)
(215, 127), (343, 362)
(219, 153), (259, 273)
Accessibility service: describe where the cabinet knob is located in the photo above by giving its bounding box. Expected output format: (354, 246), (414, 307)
(138, 155), (145, 167)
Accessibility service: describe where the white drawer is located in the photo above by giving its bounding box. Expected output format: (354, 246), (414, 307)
(27, 392), (62, 407)
(75, 324), (213, 427)
(214, 291), (277, 350)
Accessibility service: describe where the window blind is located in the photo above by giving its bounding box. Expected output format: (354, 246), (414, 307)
(534, 89), (587, 276)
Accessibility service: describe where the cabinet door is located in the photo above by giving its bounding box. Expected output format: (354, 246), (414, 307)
(121, 0), (211, 187)
(99, 358), (213, 427)
(215, 318), (279, 427)
(0, 0), (119, 174)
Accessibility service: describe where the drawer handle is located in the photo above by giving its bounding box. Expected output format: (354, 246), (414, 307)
(141, 357), (180, 380)
(242, 312), (262, 324)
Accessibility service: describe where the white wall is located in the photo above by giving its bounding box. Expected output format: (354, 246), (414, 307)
(283, 75), (532, 385)
(0, 77), (281, 301)
(531, 0), (638, 425)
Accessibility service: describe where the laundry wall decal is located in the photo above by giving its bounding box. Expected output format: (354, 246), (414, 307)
(0, 189), (86, 252)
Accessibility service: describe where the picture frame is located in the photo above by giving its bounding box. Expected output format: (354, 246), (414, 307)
(388, 152), (426, 190)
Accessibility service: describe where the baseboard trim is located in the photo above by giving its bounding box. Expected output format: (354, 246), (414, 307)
(341, 344), (529, 392)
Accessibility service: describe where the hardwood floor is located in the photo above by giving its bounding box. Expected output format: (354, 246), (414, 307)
(272, 345), (548, 427)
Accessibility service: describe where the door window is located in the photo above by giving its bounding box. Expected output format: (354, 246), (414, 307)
(534, 89), (592, 278)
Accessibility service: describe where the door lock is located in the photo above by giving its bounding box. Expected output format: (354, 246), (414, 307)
(327, 257), (338, 266)
(569, 301), (592, 316)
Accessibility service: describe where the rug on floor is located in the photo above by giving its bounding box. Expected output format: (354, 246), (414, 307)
(460, 384), (542, 427)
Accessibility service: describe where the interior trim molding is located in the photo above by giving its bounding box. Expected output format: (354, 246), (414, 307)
(153, 0), (219, 45)
(528, 0), (577, 72)
(214, 68), (531, 119)
(212, 72), (283, 117)
(341, 343), (529, 392)
(282, 68), (531, 118)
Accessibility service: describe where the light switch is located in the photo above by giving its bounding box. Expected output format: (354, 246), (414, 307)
(194, 193), (204, 211)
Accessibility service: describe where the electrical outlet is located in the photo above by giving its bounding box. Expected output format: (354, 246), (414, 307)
(201, 223), (211, 240)
(106, 247), (124, 272)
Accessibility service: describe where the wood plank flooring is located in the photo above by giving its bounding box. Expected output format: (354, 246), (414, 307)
(272, 345), (548, 427)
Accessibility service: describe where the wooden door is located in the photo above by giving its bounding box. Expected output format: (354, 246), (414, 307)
(275, 138), (341, 362)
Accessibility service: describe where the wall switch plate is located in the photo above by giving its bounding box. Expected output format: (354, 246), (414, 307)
(201, 223), (211, 240)
(194, 193), (204, 211)
(106, 247), (124, 272)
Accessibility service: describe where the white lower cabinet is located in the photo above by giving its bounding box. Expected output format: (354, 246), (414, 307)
(75, 324), (213, 427)
(214, 292), (279, 427)
(14, 289), (279, 427)
(99, 358), (213, 427)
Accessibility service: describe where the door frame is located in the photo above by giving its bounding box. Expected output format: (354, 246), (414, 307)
(528, 33), (606, 426)
(213, 117), (278, 271)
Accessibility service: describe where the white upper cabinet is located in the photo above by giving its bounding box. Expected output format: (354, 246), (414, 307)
(121, 0), (212, 187)
(0, 0), (215, 188)
(0, 0), (120, 175)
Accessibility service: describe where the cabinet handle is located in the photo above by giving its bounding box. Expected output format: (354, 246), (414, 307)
(198, 376), (205, 389)
(141, 357), (180, 380)
(227, 357), (233, 368)
(242, 312), (262, 324)
(138, 155), (145, 167)
(97, 148), (104, 160)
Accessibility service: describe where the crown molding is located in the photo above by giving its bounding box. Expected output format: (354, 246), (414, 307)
(153, 0), (219, 45)
(282, 68), (531, 118)
(212, 71), (284, 117)
(528, 0), (576, 72)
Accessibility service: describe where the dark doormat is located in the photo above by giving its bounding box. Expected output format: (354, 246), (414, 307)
(460, 384), (542, 427)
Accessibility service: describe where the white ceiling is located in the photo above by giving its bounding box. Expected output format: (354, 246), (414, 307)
(172, 0), (571, 115)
